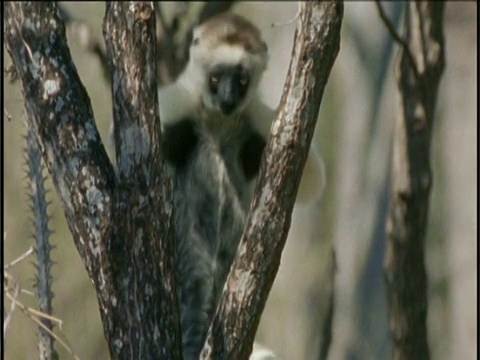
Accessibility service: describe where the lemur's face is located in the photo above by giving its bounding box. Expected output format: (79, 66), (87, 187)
(188, 14), (268, 116)
(207, 63), (251, 115)
(189, 41), (267, 116)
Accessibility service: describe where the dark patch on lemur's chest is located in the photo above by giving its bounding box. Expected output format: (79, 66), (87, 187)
(239, 131), (266, 181)
(162, 116), (266, 180)
(161, 118), (198, 169)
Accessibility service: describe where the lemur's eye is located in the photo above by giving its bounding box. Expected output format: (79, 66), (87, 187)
(239, 73), (249, 87)
(209, 75), (219, 92)
(192, 37), (199, 46)
(210, 75), (219, 85)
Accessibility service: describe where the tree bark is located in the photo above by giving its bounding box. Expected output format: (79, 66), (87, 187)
(102, 2), (182, 358)
(200, 2), (344, 359)
(4, 1), (345, 359)
(4, 2), (182, 358)
(384, 3), (445, 360)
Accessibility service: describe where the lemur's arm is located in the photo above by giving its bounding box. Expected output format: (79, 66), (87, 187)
(158, 82), (197, 126)
(158, 83), (199, 169)
(246, 97), (325, 204)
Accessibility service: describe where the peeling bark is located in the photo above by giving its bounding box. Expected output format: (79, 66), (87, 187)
(384, 3), (445, 360)
(200, 2), (344, 359)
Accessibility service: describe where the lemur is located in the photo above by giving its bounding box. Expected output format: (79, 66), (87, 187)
(158, 13), (325, 359)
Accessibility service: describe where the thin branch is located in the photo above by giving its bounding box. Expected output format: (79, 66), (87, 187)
(20, 288), (37, 297)
(26, 308), (63, 330)
(3, 282), (20, 353)
(26, 124), (56, 359)
(384, 3), (445, 360)
(319, 250), (337, 360)
(375, 1), (419, 79)
(4, 246), (34, 270)
(5, 291), (79, 360)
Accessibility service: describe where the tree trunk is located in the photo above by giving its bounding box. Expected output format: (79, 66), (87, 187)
(4, 3), (182, 358)
(4, 2), (344, 359)
(384, 3), (445, 360)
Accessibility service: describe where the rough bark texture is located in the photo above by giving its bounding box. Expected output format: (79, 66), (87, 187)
(384, 3), (445, 360)
(102, 2), (182, 358)
(200, 2), (343, 359)
(4, 2), (181, 358)
(4, 2), (115, 282)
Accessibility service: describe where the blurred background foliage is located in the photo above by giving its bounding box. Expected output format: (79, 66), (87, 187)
(3, 2), (476, 359)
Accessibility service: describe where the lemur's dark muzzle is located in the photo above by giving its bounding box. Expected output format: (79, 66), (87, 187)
(209, 64), (249, 115)
(217, 76), (241, 115)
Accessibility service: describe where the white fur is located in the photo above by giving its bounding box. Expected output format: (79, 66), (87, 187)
(158, 15), (325, 359)
(177, 47), (264, 118)
(199, 44), (266, 70)
(157, 33), (325, 206)
(158, 82), (197, 125)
